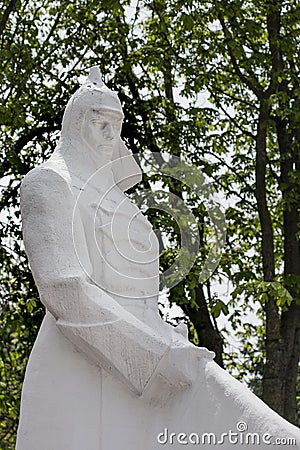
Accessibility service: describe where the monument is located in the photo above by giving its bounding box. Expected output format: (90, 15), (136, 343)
(16, 67), (299, 449)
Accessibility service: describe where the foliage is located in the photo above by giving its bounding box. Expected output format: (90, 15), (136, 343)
(1, 0), (300, 446)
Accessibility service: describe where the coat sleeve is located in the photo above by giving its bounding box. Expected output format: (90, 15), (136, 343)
(20, 166), (171, 395)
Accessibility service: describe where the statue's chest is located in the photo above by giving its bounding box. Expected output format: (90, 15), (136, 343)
(77, 186), (154, 250)
(72, 183), (159, 296)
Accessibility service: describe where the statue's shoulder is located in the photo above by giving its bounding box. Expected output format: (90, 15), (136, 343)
(21, 162), (72, 204)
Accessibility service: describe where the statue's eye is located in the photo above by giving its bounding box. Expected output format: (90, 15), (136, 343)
(90, 111), (104, 124)
(90, 109), (102, 118)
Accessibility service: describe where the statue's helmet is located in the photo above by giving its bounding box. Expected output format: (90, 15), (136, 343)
(61, 66), (123, 137)
(60, 66), (141, 191)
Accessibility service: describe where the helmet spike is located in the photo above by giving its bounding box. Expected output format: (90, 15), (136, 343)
(87, 66), (103, 87)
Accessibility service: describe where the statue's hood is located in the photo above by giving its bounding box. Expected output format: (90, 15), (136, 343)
(59, 66), (142, 192)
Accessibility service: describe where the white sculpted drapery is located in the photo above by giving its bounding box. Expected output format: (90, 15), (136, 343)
(17, 68), (300, 450)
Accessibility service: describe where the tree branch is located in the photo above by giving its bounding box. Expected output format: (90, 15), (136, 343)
(218, 13), (264, 99)
(209, 84), (256, 109)
(0, 0), (17, 38)
(266, 2), (284, 96)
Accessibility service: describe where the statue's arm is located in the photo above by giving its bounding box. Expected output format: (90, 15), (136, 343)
(21, 167), (206, 395)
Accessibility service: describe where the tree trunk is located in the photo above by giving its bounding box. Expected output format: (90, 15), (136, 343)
(157, 43), (225, 365)
(277, 117), (300, 425)
(182, 286), (224, 367)
(255, 100), (284, 414)
(281, 305), (300, 425)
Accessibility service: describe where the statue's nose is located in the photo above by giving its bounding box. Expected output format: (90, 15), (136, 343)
(103, 123), (114, 140)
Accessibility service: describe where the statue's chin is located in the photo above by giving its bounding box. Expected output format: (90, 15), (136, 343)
(88, 144), (115, 166)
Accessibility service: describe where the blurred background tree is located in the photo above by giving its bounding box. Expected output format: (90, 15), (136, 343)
(0, 0), (299, 447)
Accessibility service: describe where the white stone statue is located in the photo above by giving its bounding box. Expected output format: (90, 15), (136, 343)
(17, 67), (300, 449)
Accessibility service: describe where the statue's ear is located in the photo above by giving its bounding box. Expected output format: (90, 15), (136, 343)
(111, 139), (142, 191)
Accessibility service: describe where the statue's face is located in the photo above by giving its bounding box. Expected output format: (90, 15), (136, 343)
(82, 94), (124, 156)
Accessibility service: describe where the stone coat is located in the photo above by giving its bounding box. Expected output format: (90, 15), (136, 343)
(16, 68), (300, 449)
(16, 163), (300, 450)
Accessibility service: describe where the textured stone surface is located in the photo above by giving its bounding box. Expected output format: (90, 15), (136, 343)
(17, 67), (300, 449)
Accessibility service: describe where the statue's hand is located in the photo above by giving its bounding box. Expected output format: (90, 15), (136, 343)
(143, 339), (215, 401)
(161, 340), (215, 386)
